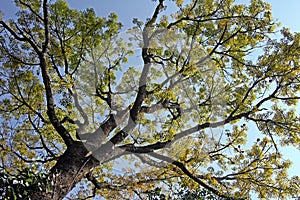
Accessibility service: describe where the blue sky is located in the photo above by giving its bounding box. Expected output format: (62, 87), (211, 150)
(1, 0), (299, 31)
(268, 0), (300, 32)
(67, 0), (300, 32)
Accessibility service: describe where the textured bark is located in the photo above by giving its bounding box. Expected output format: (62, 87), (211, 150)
(29, 142), (96, 200)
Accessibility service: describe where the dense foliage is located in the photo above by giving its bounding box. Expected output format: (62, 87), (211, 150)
(0, 0), (300, 199)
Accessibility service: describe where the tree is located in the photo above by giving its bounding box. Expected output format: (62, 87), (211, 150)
(1, 0), (300, 199)
(147, 186), (226, 200)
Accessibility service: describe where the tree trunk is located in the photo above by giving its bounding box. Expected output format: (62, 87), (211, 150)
(29, 142), (97, 200)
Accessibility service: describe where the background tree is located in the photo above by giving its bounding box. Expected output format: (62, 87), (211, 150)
(1, 0), (300, 199)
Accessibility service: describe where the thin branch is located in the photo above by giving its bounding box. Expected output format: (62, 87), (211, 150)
(28, 114), (57, 158)
(42, 0), (50, 53)
(0, 21), (41, 53)
(149, 152), (243, 200)
(18, 0), (44, 22)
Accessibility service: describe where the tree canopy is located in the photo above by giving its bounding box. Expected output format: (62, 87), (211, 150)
(0, 0), (300, 199)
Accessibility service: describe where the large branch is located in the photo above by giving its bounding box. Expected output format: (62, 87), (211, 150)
(105, 0), (166, 146)
(37, 0), (74, 147)
(0, 21), (40, 54)
(129, 0), (165, 121)
(119, 110), (252, 154)
(1, 1), (74, 147)
(89, 2), (167, 160)
(119, 78), (286, 156)
(149, 152), (242, 200)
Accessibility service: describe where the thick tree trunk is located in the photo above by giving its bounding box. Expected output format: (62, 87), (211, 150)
(29, 142), (97, 200)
